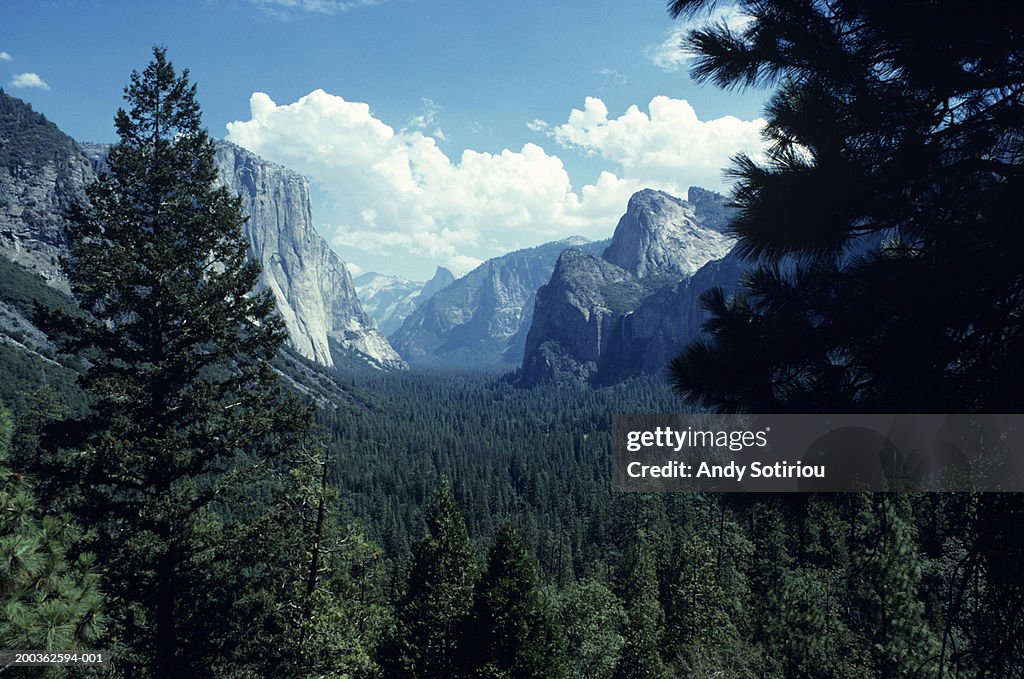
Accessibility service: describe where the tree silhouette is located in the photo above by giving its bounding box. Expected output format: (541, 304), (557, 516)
(37, 47), (310, 675)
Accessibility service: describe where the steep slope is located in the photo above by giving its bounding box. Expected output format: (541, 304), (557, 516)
(597, 248), (745, 383)
(519, 248), (655, 384)
(355, 266), (455, 336)
(0, 91), (94, 291)
(0, 92), (403, 372)
(214, 141), (404, 370)
(519, 187), (739, 385)
(390, 237), (607, 367)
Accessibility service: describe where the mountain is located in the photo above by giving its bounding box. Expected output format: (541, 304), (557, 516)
(519, 248), (655, 384)
(518, 187), (739, 385)
(389, 237), (607, 368)
(0, 91), (403, 371)
(355, 266), (455, 336)
(601, 188), (733, 279)
(213, 141), (404, 371)
(0, 90), (94, 292)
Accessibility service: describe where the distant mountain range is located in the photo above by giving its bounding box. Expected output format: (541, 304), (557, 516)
(355, 266), (455, 336)
(388, 237), (608, 368)
(1, 89), (760, 386)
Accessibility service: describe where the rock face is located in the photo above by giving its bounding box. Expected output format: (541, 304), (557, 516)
(602, 188), (733, 279)
(214, 141), (405, 370)
(390, 237), (607, 368)
(0, 91), (94, 292)
(0, 91), (402, 371)
(519, 188), (741, 385)
(355, 266), (455, 336)
(597, 248), (745, 383)
(520, 248), (654, 384)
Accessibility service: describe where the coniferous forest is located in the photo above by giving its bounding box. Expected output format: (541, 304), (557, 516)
(3, 0), (1024, 677)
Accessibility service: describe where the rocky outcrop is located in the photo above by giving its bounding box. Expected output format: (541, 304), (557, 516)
(518, 187), (741, 385)
(598, 248), (745, 383)
(0, 91), (93, 292)
(390, 237), (607, 367)
(214, 141), (405, 370)
(417, 266), (456, 304)
(355, 266), (455, 336)
(519, 248), (655, 384)
(602, 188), (733, 279)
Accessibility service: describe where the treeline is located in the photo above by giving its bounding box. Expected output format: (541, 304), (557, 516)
(309, 369), (1019, 677)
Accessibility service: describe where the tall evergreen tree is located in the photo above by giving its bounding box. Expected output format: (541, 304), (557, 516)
(614, 531), (666, 679)
(383, 478), (476, 677)
(664, 3), (1024, 670)
(851, 495), (937, 677)
(37, 47), (310, 676)
(0, 404), (105, 651)
(460, 520), (565, 679)
(667, 0), (1024, 412)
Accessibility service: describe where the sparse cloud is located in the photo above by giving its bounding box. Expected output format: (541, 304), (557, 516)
(248, 0), (379, 16)
(0, 51), (12, 62)
(226, 90), (765, 270)
(10, 72), (50, 90)
(405, 97), (447, 142)
(647, 3), (753, 71)
(595, 68), (627, 85)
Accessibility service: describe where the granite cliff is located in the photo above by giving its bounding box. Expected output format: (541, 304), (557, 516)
(519, 188), (741, 385)
(0, 91), (402, 370)
(214, 141), (404, 370)
(390, 237), (607, 368)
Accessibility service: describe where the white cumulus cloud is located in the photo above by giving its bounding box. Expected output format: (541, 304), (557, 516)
(0, 51), (12, 62)
(10, 72), (49, 90)
(226, 90), (603, 271)
(226, 90), (764, 272)
(647, 3), (753, 71)
(545, 95), (766, 192)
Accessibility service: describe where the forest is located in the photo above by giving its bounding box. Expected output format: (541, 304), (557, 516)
(3, 0), (1024, 676)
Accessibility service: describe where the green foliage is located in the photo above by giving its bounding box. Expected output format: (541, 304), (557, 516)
(614, 531), (666, 679)
(852, 495), (938, 677)
(0, 404), (105, 652)
(554, 579), (626, 679)
(383, 478), (476, 677)
(460, 520), (566, 679)
(34, 47), (314, 676)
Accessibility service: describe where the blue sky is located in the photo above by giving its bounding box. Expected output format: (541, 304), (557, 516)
(3, 0), (769, 279)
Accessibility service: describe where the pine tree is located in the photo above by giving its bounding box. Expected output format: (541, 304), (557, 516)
(667, 1), (1024, 412)
(383, 478), (476, 677)
(852, 495), (937, 677)
(554, 579), (626, 679)
(36, 47), (311, 676)
(614, 530), (666, 679)
(460, 520), (565, 679)
(0, 404), (105, 651)
(664, 2), (1024, 671)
